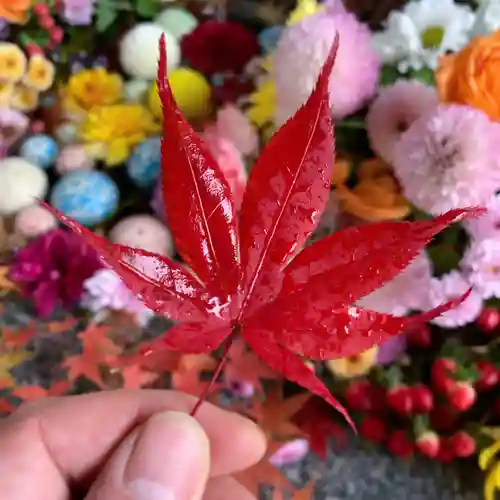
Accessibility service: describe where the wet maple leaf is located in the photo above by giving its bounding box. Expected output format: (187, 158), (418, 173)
(42, 33), (484, 429)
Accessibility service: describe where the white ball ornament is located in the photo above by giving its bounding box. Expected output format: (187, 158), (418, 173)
(119, 23), (180, 80)
(0, 157), (49, 216)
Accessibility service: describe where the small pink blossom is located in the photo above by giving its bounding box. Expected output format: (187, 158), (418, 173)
(427, 271), (483, 328)
(461, 237), (500, 300)
(392, 104), (500, 215)
(62, 0), (94, 26)
(269, 438), (309, 467)
(366, 79), (438, 165)
(464, 196), (500, 241)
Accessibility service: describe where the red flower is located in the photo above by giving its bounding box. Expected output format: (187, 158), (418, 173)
(181, 20), (259, 74)
(10, 229), (103, 318)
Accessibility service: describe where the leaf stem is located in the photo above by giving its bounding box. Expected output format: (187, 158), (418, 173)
(190, 324), (238, 417)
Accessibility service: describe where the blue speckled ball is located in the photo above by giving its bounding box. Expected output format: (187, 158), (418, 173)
(126, 137), (161, 189)
(19, 134), (59, 169)
(50, 170), (119, 226)
(258, 26), (284, 54)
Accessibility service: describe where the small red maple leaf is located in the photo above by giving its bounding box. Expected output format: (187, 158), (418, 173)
(12, 380), (71, 401)
(42, 34), (485, 430)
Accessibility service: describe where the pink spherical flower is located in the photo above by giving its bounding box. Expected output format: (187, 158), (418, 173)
(273, 9), (380, 124)
(366, 79), (438, 165)
(214, 104), (259, 156)
(14, 205), (58, 239)
(200, 128), (247, 210)
(269, 438), (309, 467)
(461, 237), (500, 300)
(393, 104), (500, 215)
(464, 195), (500, 241)
(357, 252), (433, 315)
(427, 271), (483, 328)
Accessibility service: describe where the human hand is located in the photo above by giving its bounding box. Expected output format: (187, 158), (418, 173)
(0, 389), (267, 499)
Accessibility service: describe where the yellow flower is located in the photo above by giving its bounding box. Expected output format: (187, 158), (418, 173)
(0, 81), (14, 106)
(246, 79), (276, 129)
(23, 54), (55, 92)
(10, 83), (39, 112)
(80, 104), (160, 166)
(0, 43), (27, 83)
(479, 436), (500, 500)
(325, 347), (378, 379)
(287, 0), (325, 25)
(62, 67), (124, 118)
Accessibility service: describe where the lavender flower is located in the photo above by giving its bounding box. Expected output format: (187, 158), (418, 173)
(61, 0), (94, 26)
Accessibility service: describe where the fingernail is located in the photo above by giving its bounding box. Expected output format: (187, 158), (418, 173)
(123, 411), (210, 500)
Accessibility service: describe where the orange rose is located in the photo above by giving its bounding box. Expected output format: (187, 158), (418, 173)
(436, 31), (500, 121)
(0, 0), (32, 24)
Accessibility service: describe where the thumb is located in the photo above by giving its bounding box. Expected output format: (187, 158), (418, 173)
(85, 411), (211, 500)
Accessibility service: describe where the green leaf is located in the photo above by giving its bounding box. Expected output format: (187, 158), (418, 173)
(96, 1), (118, 32)
(135, 0), (159, 17)
(408, 67), (435, 86)
(18, 30), (50, 48)
(379, 65), (401, 86)
(427, 244), (461, 276)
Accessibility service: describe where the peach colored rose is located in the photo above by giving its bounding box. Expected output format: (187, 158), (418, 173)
(436, 31), (500, 121)
(0, 0), (32, 24)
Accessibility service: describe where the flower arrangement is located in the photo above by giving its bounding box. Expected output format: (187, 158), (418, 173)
(2, 0), (500, 498)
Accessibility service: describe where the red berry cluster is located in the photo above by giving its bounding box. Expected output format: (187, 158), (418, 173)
(30, 2), (64, 54)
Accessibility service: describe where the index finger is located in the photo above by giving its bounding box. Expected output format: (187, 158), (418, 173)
(0, 390), (266, 496)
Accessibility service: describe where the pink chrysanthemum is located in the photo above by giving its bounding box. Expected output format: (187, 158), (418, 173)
(357, 252), (432, 315)
(273, 9), (380, 124)
(427, 271), (483, 328)
(461, 237), (500, 300)
(464, 195), (500, 241)
(366, 79), (438, 165)
(393, 104), (500, 215)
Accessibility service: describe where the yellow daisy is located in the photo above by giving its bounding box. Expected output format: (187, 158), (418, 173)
(0, 43), (26, 83)
(23, 54), (55, 92)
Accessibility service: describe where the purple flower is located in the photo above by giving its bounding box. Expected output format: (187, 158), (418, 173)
(269, 438), (309, 467)
(376, 334), (407, 365)
(10, 229), (103, 318)
(81, 268), (154, 326)
(61, 0), (94, 26)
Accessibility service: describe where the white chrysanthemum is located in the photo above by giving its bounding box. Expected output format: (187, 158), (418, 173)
(372, 0), (474, 72)
(470, 0), (500, 37)
(461, 238), (500, 300)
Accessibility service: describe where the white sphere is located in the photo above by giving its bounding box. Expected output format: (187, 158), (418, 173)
(119, 23), (180, 79)
(0, 157), (49, 215)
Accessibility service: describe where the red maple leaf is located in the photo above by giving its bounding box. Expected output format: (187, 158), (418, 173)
(42, 34), (484, 429)
(1, 324), (37, 348)
(12, 380), (71, 401)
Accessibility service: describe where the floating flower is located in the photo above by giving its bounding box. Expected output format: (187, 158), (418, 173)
(366, 79), (438, 165)
(357, 252), (433, 315)
(10, 228), (103, 318)
(61, 0), (95, 26)
(0, 81), (13, 107)
(0, 108), (29, 157)
(79, 104), (160, 167)
(62, 67), (123, 119)
(325, 347), (378, 379)
(471, 0), (500, 37)
(22, 54), (55, 92)
(81, 268), (153, 327)
(273, 8), (380, 124)
(212, 103), (258, 156)
(392, 104), (500, 215)
(461, 237), (500, 300)
(200, 127), (247, 209)
(181, 20), (259, 74)
(0, 0), (31, 24)
(464, 196), (500, 241)
(0, 43), (26, 83)
(246, 79), (276, 129)
(372, 0), (474, 72)
(269, 438), (310, 466)
(436, 30), (500, 121)
(427, 271), (483, 328)
(336, 158), (410, 222)
(10, 84), (39, 112)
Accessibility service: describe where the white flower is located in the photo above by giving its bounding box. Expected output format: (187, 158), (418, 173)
(372, 0), (474, 72)
(470, 0), (500, 37)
